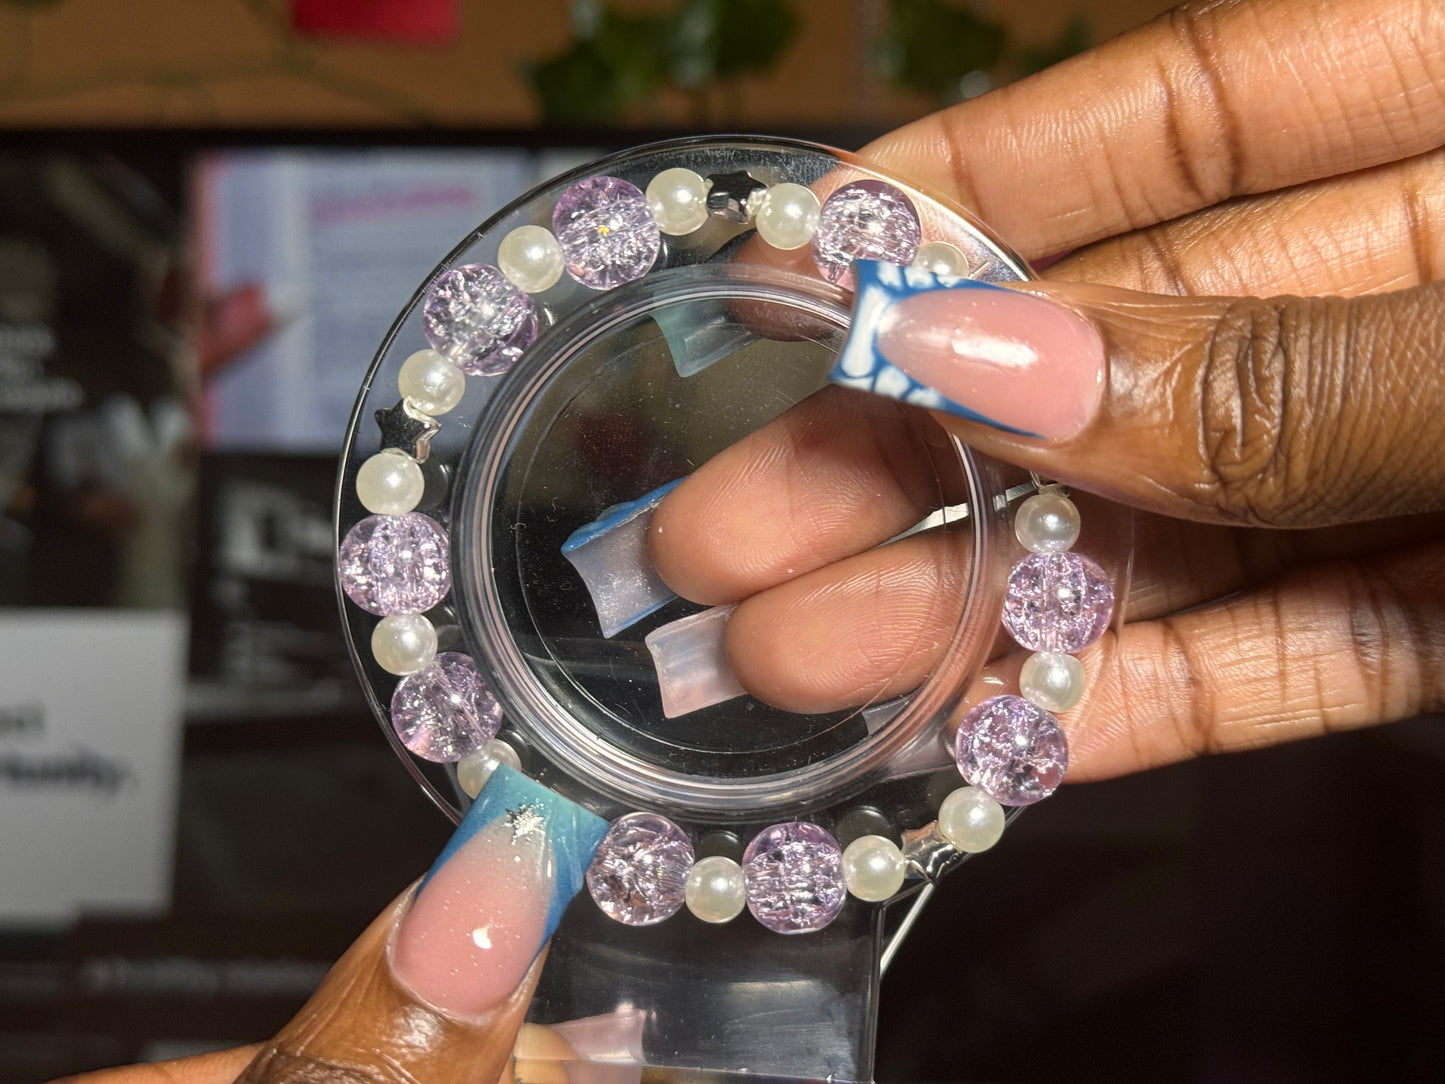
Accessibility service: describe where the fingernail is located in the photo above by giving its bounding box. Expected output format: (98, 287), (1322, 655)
(390, 765), (608, 1020)
(654, 298), (754, 377)
(831, 261), (1105, 441)
(645, 604), (747, 718)
(562, 478), (684, 638)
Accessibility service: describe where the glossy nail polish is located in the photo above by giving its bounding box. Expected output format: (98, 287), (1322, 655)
(390, 765), (608, 1019)
(831, 261), (1105, 441)
(644, 604), (747, 717)
(561, 477), (684, 638)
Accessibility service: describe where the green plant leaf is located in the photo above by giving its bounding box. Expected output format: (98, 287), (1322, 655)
(525, 9), (671, 125)
(526, 41), (625, 126)
(880, 0), (1007, 98)
(666, 0), (798, 88)
(707, 0), (798, 79)
(525, 0), (798, 125)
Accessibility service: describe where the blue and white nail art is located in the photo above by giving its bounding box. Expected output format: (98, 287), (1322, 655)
(829, 260), (1038, 437)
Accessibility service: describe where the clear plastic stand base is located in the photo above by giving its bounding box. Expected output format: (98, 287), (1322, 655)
(535, 895), (884, 1082)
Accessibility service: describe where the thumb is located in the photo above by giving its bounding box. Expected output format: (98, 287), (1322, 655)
(235, 766), (607, 1084)
(835, 263), (1445, 526)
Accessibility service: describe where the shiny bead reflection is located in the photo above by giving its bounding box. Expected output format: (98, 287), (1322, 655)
(754, 182), (821, 250)
(1019, 650), (1085, 713)
(371, 612), (438, 676)
(587, 812), (694, 926)
(743, 822), (845, 934)
(1015, 490), (1081, 554)
(646, 167), (710, 236)
(397, 348), (465, 416)
(841, 834), (906, 902)
(498, 225), (565, 294)
(391, 652), (501, 762)
(912, 240), (970, 277)
(955, 694), (1068, 806)
(937, 786), (1006, 852)
(456, 739), (522, 798)
(356, 451), (424, 515)
(685, 855), (747, 924)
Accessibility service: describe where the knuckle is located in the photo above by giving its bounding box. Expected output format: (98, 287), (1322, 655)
(1191, 285), (1445, 525)
(1353, 557), (1444, 718)
(1193, 295), (1342, 525)
(1160, 2), (1243, 204)
(1193, 296), (1290, 522)
(1157, 616), (1224, 757)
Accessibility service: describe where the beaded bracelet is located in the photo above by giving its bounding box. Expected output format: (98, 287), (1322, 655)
(336, 162), (1114, 935)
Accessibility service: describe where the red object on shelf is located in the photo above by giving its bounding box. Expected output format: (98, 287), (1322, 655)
(290, 0), (458, 43)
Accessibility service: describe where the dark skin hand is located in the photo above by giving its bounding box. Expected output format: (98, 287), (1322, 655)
(59, 0), (1445, 1080)
(653, 0), (1445, 780)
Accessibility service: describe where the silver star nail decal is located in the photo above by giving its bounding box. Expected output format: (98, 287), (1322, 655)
(506, 803), (546, 844)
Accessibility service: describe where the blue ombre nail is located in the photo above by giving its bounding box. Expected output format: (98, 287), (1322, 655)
(423, 764), (608, 937)
(562, 478), (684, 637)
(391, 766), (608, 1017)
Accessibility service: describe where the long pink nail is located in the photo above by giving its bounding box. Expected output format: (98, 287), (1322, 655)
(389, 765), (607, 1019)
(832, 263), (1105, 442)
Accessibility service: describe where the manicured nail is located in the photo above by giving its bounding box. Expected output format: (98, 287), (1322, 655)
(645, 604), (747, 718)
(390, 765), (608, 1020)
(654, 299), (754, 377)
(831, 261), (1105, 441)
(562, 478), (684, 638)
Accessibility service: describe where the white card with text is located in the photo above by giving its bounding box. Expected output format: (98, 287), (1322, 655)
(0, 610), (186, 923)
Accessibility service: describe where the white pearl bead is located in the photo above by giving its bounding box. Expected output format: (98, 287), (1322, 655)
(498, 224), (565, 293)
(1015, 489), (1081, 553)
(1020, 650), (1085, 712)
(913, 240), (970, 277)
(841, 834), (907, 902)
(754, 182), (820, 250)
(685, 855), (746, 924)
(489, 738), (521, 772)
(356, 451), (424, 515)
(397, 348), (465, 416)
(456, 738), (522, 798)
(646, 168), (710, 236)
(937, 787), (1005, 853)
(371, 613), (437, 676)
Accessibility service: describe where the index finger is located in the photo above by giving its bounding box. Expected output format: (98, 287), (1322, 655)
(861, 0), (1445, 258)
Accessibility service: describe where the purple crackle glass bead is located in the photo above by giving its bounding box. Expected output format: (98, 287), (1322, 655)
(390, 652), (502, 763)
(743, 822), (846, 934)
(422, 263), (538, 376)
(811, 180), (922, 285)
(587, 812), (694, 926)
(1002, 551), (1114, 653)
(552, 176), (661, 290)
(338, 512), (450, 616)
(955, 694), (1068, 806)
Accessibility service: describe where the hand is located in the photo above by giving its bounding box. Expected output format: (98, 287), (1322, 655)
(651, 0), (1445, 780)
(53, 768), (602, 1084)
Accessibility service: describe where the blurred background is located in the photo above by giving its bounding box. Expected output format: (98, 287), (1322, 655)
(0, 1), (1442, 1081)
